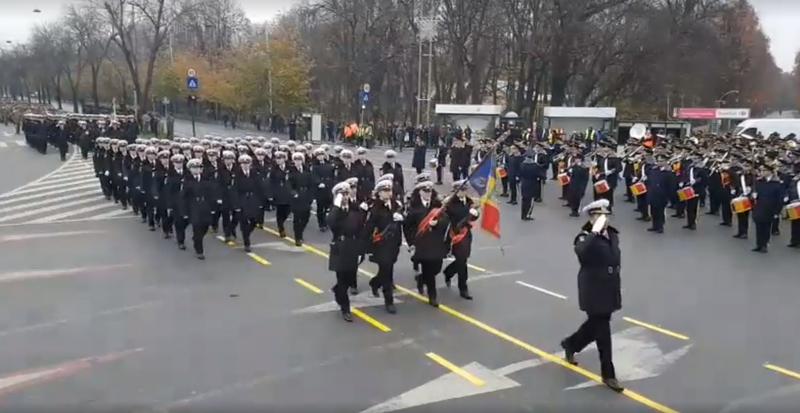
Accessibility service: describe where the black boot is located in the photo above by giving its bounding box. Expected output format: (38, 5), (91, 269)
(560, 339), (577, 365)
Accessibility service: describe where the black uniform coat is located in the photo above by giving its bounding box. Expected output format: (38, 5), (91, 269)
(234, 169), (263, 220)
(404, 196), (450, 261)
(335, 162), (358, 184)
(270, 164), (292, 205)
(311, 160), (336, 203)
(327, 202), (367, 272)
(166, 168), (187, 213)
(218, 164), (239, 210)
(288, 165), (314, 211)
(140, 159), (159, 202)
(412, 143), (427, 171)
(354, 159), (375, 200)
(519, 160), (547, 198)
(445, 196), (477, 260)
(567, 165), (589, 203)
(181, 174), (216, 225)
(363, 199), (404, 265)
(646, 168), (672, 208)
(753, 179), (784, 224)
(380, 161), (405, 197)
(574, 223), (622, 314)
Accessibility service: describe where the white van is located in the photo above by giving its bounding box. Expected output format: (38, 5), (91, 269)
(733, 119), (800, 139)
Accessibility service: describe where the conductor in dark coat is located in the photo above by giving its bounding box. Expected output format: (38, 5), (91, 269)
(327, 182), (367, 322)
(561, 199), (624, 393)
(234, 155), (263, 252)
(519, 154), (547, 220)
(566, 154), (589, 217)
(751, 166), (785, 253)
(646, 156), (672, 233)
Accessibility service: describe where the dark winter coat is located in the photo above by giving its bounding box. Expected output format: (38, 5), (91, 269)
(327, 203), (367, 272)
(574, 223), (622, 315)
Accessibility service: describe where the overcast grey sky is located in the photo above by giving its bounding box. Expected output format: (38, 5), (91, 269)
(1, 0), (798, 72)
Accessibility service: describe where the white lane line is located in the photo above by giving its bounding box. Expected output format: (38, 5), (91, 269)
(0, 149), (81, 197)
(0, 184), (99, 206)
(469, 270), (524, 282)
(28, 202), (120, 223)
(43, 168), (95, 180)
(0, 178), (98, 198)
(14, 140), (25, 146)
(0, 142), (7, 148)
(0, 264), (132, 283)
(515, 281), (568, 300)
(0, 190), (101, 215)
(0, 196), (106, 223)
(0, 230), (106, 242)
(28, 173), (98, 187)
(86, 208), (133, 220)
(0, 215), (135, 228)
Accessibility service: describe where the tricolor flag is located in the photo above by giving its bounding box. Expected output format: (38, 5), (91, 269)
(467, 153), (501, 238)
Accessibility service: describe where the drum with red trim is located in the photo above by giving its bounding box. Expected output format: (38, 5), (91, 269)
(630, 182), (647, 197)
(594, 179), (610, 194)
(731, 196), (753, 213)
(558, 173), (571, 187)
(677, 186), (697, 202)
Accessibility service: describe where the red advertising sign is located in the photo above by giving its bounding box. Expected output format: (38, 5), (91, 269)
(675, 108), (717, 120)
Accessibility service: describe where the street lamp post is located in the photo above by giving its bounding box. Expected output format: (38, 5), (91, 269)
(716, 90), (740, 132)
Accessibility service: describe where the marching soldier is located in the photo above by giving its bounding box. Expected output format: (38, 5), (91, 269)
(168, 154), (188, 248)
(109, 139), (129, 209)
(327, 182), (368, 322)
(219, 151), (239, 243)
(234, 154), (263, 252)
(289, 152), (314, 246)
(731, 161), (753, 239)
(311, 148), (335, 231)
(182, 159), (216, 260)
(354, 147), (376, 201)
(519, 153), (547, 220)
(560, 199), (624, 393)
(442, 181), (480, 300)
(678, 157), (707, 230)
(122, 142), (141, 216)
(505, 144), (524, 205)
(154, 151), (172, 237)
(404, 180), (450, 307)
(270, 151), (292, 238)
(252, 147), (272, 225)
(365, 178), (405, 313)
(381, 150), (405, 201)
(202, 148), (222, 233)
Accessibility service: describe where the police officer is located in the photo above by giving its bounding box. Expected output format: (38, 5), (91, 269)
(271, 151), (292, 238)
(289, 152), (314, 246)
(560, 199), (624, 393)
(442, 181), (480, 300)
(182, 159), (216, 260)
(404, 180), (449, 307)
(234, 154), (263, 252)
(365, 178), (405, 314)
(311, 148), (335, 231)
(327, 182), (368, 322)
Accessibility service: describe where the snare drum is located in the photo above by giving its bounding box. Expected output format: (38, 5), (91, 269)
(558, 173), (571, 187)
(731, 196), (753, 213)
(786, 202), (800, 221)
(677, 186), (697, 202)
(496, 167), (508, 179)
(594, 179), (610, 194)
(630, 182), (647, 197)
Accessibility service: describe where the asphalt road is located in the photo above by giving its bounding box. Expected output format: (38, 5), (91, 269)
(0, 119), (798, 412)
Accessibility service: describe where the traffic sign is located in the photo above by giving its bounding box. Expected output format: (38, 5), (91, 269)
(188, 68), (197, 77)
(360, 90), (369, 104)
(187, 77), (199, 91)
(363, 83), (370, 93)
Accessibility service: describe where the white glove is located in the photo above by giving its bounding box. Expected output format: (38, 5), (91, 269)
(784, 196), (789, 202)
(216, 199), (223, 205)
(678, 182), (684, 188)
(333, 193), (343, 208)
(429, 218), (438, 227)
(359, 202), (368, 211)
(689, 180), (696, 186)
(104, 171), (110, 176)
(318, 183), (325, 188)
(632, 177), (638, 183)
(408, 245), (415, 255)
(123, 177), (128, 181)
(752, 193), (758, 200)
(393, 212), (404, 222)
(469, 208), (479, 217)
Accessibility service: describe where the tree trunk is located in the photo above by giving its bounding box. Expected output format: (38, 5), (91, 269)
(91, 65), (101, 110)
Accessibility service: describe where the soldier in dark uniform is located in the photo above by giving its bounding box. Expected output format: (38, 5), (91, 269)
(506, 144), (524, 205)
(566, 154), (589, 217)
(335, 149), (358, 184)
(122, 142), (141, 216)
(435, 138), (448, 185)
(312, 148), (335, 231)
(168, 154), (188, 247)
(646, 155), (672, 233)
(731, 161), (753, 239)
(592, 145), (619, 210)
(54, 120), (69, 161)
(270, 151), (292, 238)
(365, 179), (405, 313)
(182, 159), (216, 260)
(788, 166), (800, 248)
(218, 151), (239, 243)
(354, 147), (375, 202)
(678, 157), (707, 230)
(380, 150), (405, 201)
(93, 138), (113, 200)
(327, 182), (368, 322)
(442, 181), (480, 300)
(560, 199), (624, 393)
(404, 180), (450, 307)
(108, 139), (129, 209)
(154, 150), (172, 237)
(751, 165), (785, 253)
(289, 152), (313, 246)
(202, 148), (222, 233)
(234, 154), (263, 252)
(78, 121), (93, 159)
(252, 147), (272, 224)
(519, 154), (546, 220)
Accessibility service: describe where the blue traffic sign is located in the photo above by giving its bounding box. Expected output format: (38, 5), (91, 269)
(187, 76), (199, 91)
(359, 90), (369, 104)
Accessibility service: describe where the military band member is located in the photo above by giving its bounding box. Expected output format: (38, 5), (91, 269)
(442, 181), (480, 300)
(788, 168), (800, 248)
(519, 154), (545, 221)
(646, 155), (672, 234)
(404, 180), (449, 307)
(182, 159), (216, 260)
(506, 144), (524, 205)
(751, 165), (784, 253)
(234, 155), (263, 252)
(561, 199), (624, 393)
(566, 154), (589, 217)
(327, 182), (368, 322)
(289, 152), (314, 246)
(731, 162), (752, 239)
(678, 157), (707, 230)
(365, 179), (405, 314)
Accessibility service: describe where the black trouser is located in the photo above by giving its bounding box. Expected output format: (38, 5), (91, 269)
(175, 215), (188, 246)
(221, 208), (237, 238)
(564, 313), (616, 379)
(651, 204), (665, 231)
(568, 194), (581, 215)
(239, 214), (256, 247)
(533, 180), (542, 202)
(420, 259), (442, 300)
(192, 222), (209, 254)
(58, 144), (68, 161)
(736, 211), (750, 236)
(436, 165), (443, 183)
(316, 199), (331, 228)
(686, 197), (699, 227)
(100, 175), (113, 199)
(160, 208), (173, 235)
(790, 220), (800, 245)
(80, 145), (90, 159)
(708, 189), (721, 214)
(415, 167), (423, 174)
(369, 262), (395, 305)
(674, 200), (685, 216)
(145, 197), (157, 227)
(561, 183), (569, 200)
(521, 196), (533, 219)
(624, 177), (633, 201)
(293, 208), (311, 241)
(210, 210), (220, 231)
(276, 204), (291, 233)
(755, 221), (771, 249)
(771, 216), (781, 235)
(509, 177), (518, 202)
(113, 177), (127, 207)
(444, 256), (469, 292)
(720, 193), (733, 224)
(636, 194), (649, 219)
(334, 270), (357, 313)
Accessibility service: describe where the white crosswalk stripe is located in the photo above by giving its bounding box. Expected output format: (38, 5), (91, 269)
(0, 190), (102, 215)
(14, 140), (25, 146)
(0, 184), (99, 207)
(0, 142), (7, 148)
(29, 202), (122, 224)
(0, 178), (99, 198)
(27, 173), (97, 187)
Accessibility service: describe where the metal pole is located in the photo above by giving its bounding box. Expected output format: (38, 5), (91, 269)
(425, 35), (433, 127)
(191, 98), (196, 137)
(416, 34), (423, 126)
(265, 26), (273, 117)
